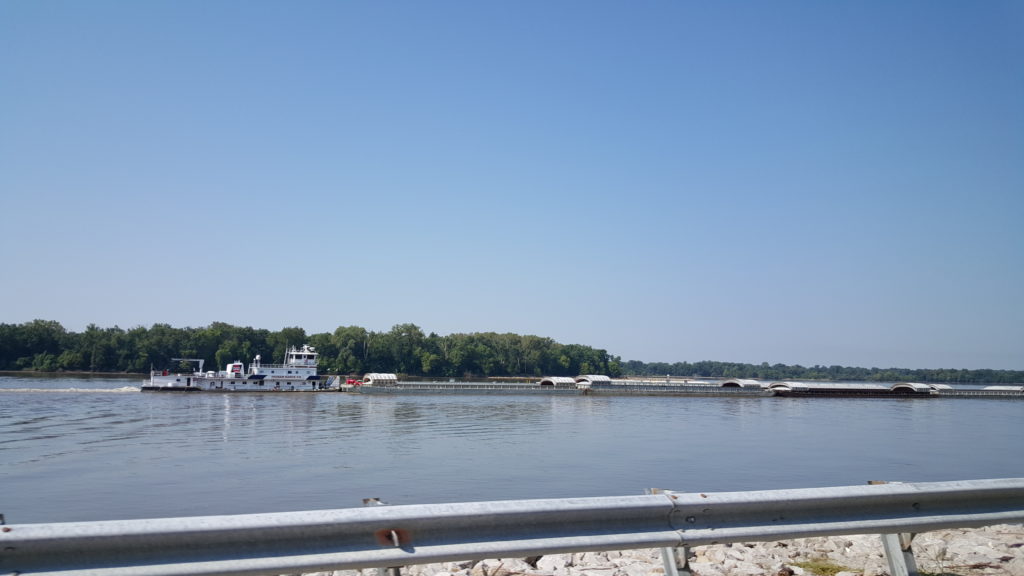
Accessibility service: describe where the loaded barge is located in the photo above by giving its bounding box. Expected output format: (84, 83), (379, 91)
(347, 376), (1022, 398)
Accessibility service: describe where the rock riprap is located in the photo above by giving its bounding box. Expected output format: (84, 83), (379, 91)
(300, 524), (1024, 576)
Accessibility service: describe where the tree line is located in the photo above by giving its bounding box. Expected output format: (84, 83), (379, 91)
(0, 320), (619, 378)
(1, 319), (1021, 384)
(621, 360), (1024, 384)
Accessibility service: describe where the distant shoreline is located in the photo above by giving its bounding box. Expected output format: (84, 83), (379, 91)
(0, 370), (143, 379)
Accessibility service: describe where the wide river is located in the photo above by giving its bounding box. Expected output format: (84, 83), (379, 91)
(2, 375), (1022, 524)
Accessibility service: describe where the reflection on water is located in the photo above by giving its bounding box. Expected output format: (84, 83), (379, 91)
(1, 376), (1022, 523)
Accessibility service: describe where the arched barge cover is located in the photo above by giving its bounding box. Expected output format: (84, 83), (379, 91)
(574, 375), (612, 389)
(721, 379), (764, 389)
(889, 382), (934, 394)
(539, 377), (576, 387)
(362, 373), (398, 386)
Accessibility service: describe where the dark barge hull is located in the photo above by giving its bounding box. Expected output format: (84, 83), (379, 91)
(772, 390), (933, 398)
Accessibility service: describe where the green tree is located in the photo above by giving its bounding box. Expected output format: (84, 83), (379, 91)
(331, 325), (369, 375)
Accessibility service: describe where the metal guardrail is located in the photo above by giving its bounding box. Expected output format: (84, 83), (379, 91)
(2, 478), (1023, 576)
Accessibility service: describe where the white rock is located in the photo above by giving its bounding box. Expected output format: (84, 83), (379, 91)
(576, 553), (613, 568)
(726, 547), (749, 561)
(471, 558), (535, 576)
(537, 555), (573, 573)
(1005, 555), (1024, 575)
(577, 568), (616, 576)
(726, 560), (766, 576)
(616, 561), (656, 576)
(299, 524), (1024, 576)
(686, 562), (725, 576)
(701, 548), (728, 564)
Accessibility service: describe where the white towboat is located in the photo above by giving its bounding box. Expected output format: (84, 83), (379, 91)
(143, 345), (335, 392)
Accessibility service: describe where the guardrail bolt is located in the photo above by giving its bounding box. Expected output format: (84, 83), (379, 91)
(375, 528), (410, 547)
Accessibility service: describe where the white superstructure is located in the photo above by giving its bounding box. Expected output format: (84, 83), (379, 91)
(145, 345), (334, 392)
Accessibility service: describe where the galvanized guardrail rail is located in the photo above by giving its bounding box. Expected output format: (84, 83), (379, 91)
(2, 478), (1022, 576)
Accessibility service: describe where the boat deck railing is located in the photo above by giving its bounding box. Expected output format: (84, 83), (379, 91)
(254, 362), (318, 370)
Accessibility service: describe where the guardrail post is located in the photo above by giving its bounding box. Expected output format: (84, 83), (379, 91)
(880, 532), (919, 576)
(648, 488), (691, 576)
(659, 544), (691, 576)
(867, 481), (920, 576)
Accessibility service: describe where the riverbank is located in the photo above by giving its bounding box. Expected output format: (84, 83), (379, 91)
(0, 369), (142, 378)
(303, 524), (1023, 576)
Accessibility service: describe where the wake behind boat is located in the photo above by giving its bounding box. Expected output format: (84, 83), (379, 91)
(143, 345), (335, 392)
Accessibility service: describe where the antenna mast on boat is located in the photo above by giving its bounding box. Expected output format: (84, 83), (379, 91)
(171, 358), (205, 373)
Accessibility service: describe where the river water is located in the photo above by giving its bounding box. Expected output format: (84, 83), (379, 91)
(2, 375), (1022, 524)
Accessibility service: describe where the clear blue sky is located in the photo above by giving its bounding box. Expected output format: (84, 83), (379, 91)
(2, 1), (1022, 370)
